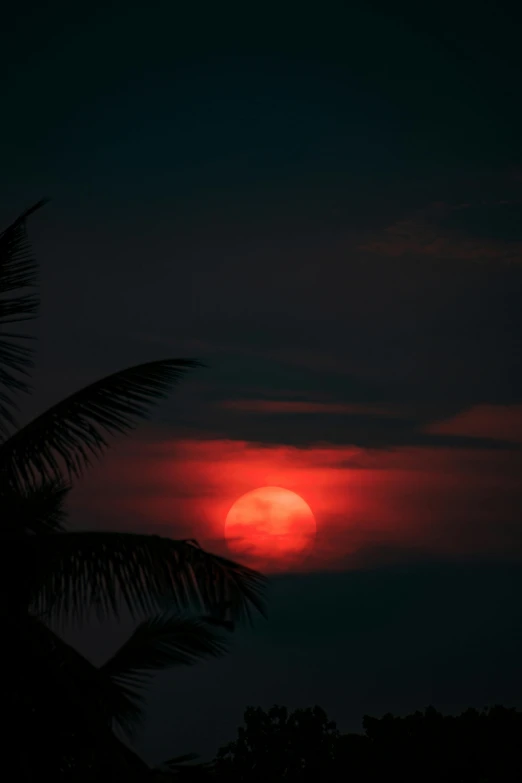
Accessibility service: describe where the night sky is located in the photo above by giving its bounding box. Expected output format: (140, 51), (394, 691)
(4, 0), (522, 764)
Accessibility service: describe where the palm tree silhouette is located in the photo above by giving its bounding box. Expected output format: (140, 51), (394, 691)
(1, 202), (266, 779)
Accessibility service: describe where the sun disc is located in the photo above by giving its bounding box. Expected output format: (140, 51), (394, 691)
(224, 486), (316, 570)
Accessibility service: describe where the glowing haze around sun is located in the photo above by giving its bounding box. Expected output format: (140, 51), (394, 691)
(224, 486), (317, 572)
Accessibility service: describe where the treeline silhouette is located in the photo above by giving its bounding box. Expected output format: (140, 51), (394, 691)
(198, 704), (522, 782)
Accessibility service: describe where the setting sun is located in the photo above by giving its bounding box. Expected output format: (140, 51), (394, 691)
(224, 486), (317, 571)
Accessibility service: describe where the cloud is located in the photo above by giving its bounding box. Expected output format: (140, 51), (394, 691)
(425, 404), (522, 443)
(69, 434), (522, 573)
(359, 200), (522, 263)
(219, 399), (400, 416)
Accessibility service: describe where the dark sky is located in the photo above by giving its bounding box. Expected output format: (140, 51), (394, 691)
(4, 0), (522, 763)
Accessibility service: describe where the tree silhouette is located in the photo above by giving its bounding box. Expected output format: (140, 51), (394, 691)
(214, 705), (339, 782)
(211, 704), (522, 782)
(360, 705), (522, 782)
(1, 203), (266, 779)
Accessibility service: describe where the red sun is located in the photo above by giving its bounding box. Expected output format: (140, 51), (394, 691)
(224, 486), (316, 571)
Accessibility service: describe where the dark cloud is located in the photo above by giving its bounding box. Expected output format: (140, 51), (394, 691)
(358, 200), (522, 262)
(175, 402), (522, 449)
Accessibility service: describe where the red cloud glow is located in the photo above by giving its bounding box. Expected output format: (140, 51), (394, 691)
(69, 432), (522, 573)
(425, 404), (522, 442)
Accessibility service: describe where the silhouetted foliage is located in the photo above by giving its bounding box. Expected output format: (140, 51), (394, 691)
(212, 704), (522, 782)
(214, 705), (339, 782)
(358, 705), (522, 781)
(1, 202), (265, 630)
(1, 203), (266, 780)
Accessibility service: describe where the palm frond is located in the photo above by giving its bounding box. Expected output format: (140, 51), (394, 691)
(13, 615), (148, 767)
(102, 612), (227, 681)
(1, 475), (70, 534)
(0, 357), (201, 488)
(100, 612), (228, 732)
(0, 200), (47, 434)
(162, 754), (201, 767)
(20, 613), (226, 744)
(156, 754), (215, 781)
(32, 532), (267, 626)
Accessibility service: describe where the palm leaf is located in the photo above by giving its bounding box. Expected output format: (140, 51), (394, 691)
(32, 615), (141, 732)
(31, 532), (267, 626)
(157, 754), (214, 781)
(102, 612), (228, 680)
(2, 478), (71, 613)
(0, 357), (201, 488)
(11, 615), (148, 776)
(1, 476), (70, 534)
(21, 613), (226, 744)
(0, 200), (47, 434)
(162, 755), (201, 767)
(100, 612), (228, 735)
